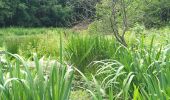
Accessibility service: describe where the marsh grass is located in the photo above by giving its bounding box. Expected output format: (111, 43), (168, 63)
(0, 35), (4, 47)
(0, 34), (74, 100)
(4, 34), (60, 59)
(4, 36), (21, 54)
(65, 35), (118, 73)
(1, 28), (76, 59)
(0, 27), (68, 36)
(81, 37), (170, 99)
(1, 27), (170, 99)
(0, 53), (74, 100)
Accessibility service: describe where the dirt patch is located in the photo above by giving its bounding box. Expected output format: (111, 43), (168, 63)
(72, 20), (92, 32)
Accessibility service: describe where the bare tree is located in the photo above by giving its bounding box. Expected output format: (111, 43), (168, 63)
(110, 0), (128, 47)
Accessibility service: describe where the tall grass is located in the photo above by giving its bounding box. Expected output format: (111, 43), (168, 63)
(4, 34), (59, 58)
(4, 36), (21, 54)
(0, 34), (74, 100)
(1, 28), (76, 59)
(65, 35), (118, 73)
(0, 35), (4, 47)
(1, 28), (170, 99)
(0, 27), (68, 36)
(80, 37), (170, 99)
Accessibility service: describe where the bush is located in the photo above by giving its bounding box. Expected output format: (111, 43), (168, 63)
(143, 0), (170, 28)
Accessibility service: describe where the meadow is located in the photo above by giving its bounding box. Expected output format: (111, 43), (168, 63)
(0, 27), (170, 100)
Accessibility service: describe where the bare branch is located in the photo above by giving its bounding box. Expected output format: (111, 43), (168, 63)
(110, 0), (128, 47)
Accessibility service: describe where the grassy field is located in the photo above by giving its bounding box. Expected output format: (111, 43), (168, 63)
(0, 27), (170, 99)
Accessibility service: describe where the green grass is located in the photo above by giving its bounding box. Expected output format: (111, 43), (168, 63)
(0, 35), (74, 100)
(0, 53), (74, 100)
(0, 27), (70, 36)
(65, 34), (119, 73)
(1, 27), (170, 99)
(3, 35), (60, 58)
(0, 27), (77, 59)
(73, 37), (170, 99)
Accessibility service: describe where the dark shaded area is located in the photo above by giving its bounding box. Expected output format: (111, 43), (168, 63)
(143, 1), (170, 28)
(0, 0), (98, 27)
(0, 0), (169, 28)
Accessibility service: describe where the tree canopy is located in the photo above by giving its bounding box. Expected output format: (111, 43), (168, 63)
(0, 0), (169, 27)
(0, 0), (98, 27)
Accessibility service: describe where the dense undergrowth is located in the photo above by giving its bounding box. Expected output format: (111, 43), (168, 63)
(0, 27), (170, 99)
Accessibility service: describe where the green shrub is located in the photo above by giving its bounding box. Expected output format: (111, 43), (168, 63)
(143, 0), (170, 28)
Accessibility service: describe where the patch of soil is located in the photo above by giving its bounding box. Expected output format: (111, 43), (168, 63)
(72, 20), (92, 32)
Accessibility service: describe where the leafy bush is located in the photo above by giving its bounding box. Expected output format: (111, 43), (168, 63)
(0, 0), (98, 27)
(89, 0), (170, 33)
(143, 0), (170, 28)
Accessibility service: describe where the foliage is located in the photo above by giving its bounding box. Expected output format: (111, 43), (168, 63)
(4, 36), (21, 54)
(89, 0), (170, 34)
(0, 52), (74, 100)
(0, 27), (66, 36)
(142, 0), (170, 28)
(0, 0), (169, 28)
(1, 28), (73, 58)
(74, 37), (170, 99)
(0, 0), (99, 27)
(90, 0), (142, 33)
(65, 35), (118, 73)
(1, 28), (170, 99)
(68, 0), (98, 21)
(4, 34), (60, 59)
